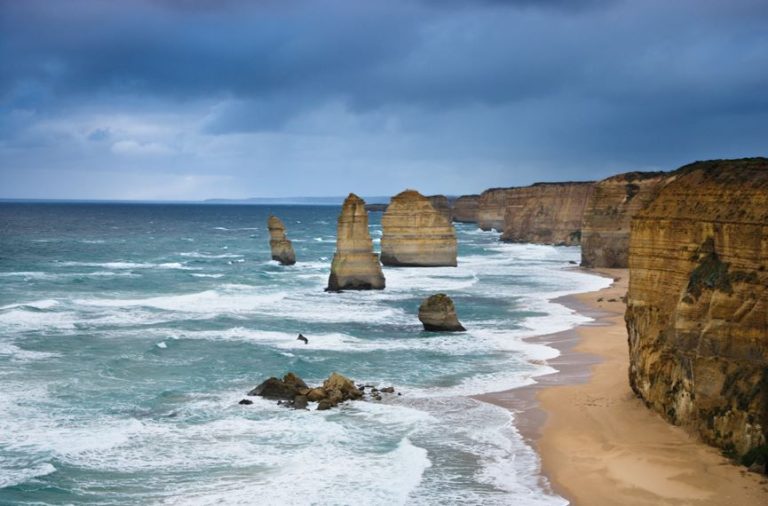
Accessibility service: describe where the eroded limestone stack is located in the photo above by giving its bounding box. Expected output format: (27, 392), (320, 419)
(418, 294), (465, 331)
(500, 182), (595, 245)
(580, 172), (668, 268)
(452, 194), (479, 223)
(381, 190), (458, 267)
(327, 193), (385, 291)
(626, 158), (768, 458)
(427, 195), (453, 222)
(267, 215), (296, 265)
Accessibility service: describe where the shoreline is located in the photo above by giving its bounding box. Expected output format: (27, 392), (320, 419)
(478, 267), (768, 505)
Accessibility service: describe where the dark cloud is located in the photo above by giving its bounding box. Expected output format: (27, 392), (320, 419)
(1, 0), (767, 199)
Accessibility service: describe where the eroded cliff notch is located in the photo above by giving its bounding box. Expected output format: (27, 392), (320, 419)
(625, 157), (768, 459)
(580, 171), (668, 268)
(381, 189), (458, 267)
(500, 182), (595, 245)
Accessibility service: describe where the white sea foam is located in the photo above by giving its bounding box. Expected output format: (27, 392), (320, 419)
(179, 252), (243, 259)
(0, 462), (57, 489)
(0, 342), (60, 361)
(190, 273), (225, 278)
(59, 261), (194, 270)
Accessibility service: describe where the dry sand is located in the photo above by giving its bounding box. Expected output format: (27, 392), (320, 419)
(479, 268), (768, 505)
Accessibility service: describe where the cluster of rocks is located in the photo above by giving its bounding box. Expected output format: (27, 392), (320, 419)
(240, 372), (398, 411)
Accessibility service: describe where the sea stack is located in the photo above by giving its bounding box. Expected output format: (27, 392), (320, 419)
(267, 215), (296, 265)
(452, 195), (479, 223)
(381, 189), (458, 267)
(427, 195), (453, 222)
(580, 171), (668, 268)
(418, 294), (465, 331)
(326, 193), (385, 291)
(500, 182), (595, 245)
(625, 158), (768, 459)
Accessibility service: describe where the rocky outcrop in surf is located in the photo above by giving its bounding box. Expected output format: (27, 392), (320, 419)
(381, 190), (457, 267)
(418, 293), (465, 331)
(452, 194), (479, 223)
(500, 182), (595, 245)
(580, 172), (668, 268)
(267, 215), (296, 265)
(245, 372), (397, 410)
(327, 193), (385, 291)
(625, 158), (768, 460)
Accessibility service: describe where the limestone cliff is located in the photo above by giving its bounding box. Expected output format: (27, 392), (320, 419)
(477, 188), (513, 231)
(427, 195), (453, 222)
(581, 172), (668, 268)
(499, 182), (595, 245)
(327, 193), (385, 291)
(267, 215), (296, 265)
(381, 190), (457, 267)
(452, 195), (479, 223)
(625, 158), (768, 459)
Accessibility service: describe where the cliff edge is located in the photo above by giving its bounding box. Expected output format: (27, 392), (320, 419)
(625, 158), (768, 458)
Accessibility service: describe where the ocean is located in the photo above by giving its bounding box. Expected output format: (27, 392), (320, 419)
(0, 202), (610, 505)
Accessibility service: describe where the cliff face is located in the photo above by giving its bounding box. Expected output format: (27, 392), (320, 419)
(581, 172), (668, 268)
(499, 182), (595, 245)
(381, 190), (457, 267)
(452, 195), (479, 223)
(327, 193), (385, 291)
(267, 215), (296, 265)
(427, 195), (453, 222)
(626, 158), (768, 458)
(476, 188), (513, 231)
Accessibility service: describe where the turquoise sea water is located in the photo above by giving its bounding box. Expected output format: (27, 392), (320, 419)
(0, 203), (610, 505)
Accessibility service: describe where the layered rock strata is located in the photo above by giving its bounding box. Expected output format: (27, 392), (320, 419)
(381, 190), (457, 267)
(476, 187), (513, 231)
(580, 172), (668, 268)
(500, 182), (595, 245)
(625, 158), (768, 458)
(267, 215), (296, 265)
(427, 195), (453, 222)
(418, 294), (465, 331)
(327, 193), (385, 291)
(452, 194), (479, 223)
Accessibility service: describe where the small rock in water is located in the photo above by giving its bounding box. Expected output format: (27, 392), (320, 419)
(293, 395), (309, 410)
(238, 399), (253, 405)
(380, 386), (395, 393)
(296, 333), (309, 344)
(418, 294), (466, 332)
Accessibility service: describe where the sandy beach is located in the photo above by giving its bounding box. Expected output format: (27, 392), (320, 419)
(480, 268), (768, 505)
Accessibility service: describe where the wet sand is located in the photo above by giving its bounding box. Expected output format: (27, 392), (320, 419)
(478, 268), (768, 505)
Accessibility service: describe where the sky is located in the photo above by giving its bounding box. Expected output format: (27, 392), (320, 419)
(1, 0), (767, 200)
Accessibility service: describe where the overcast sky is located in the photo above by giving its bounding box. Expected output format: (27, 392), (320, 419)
(1, 0), (767, 200)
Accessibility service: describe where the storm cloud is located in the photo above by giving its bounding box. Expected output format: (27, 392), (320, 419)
(1, 0), (767, 199)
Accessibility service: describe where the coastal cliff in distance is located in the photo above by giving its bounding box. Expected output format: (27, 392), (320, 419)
(381, 190), (457, 267)
(625, 158), (768, 458)
(580, 172), (668, 268)
(500, 182), (595, 245)
(476, 188), (512, 231)
(327, 194), (385, 291)
(452, 195), (479, 223)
